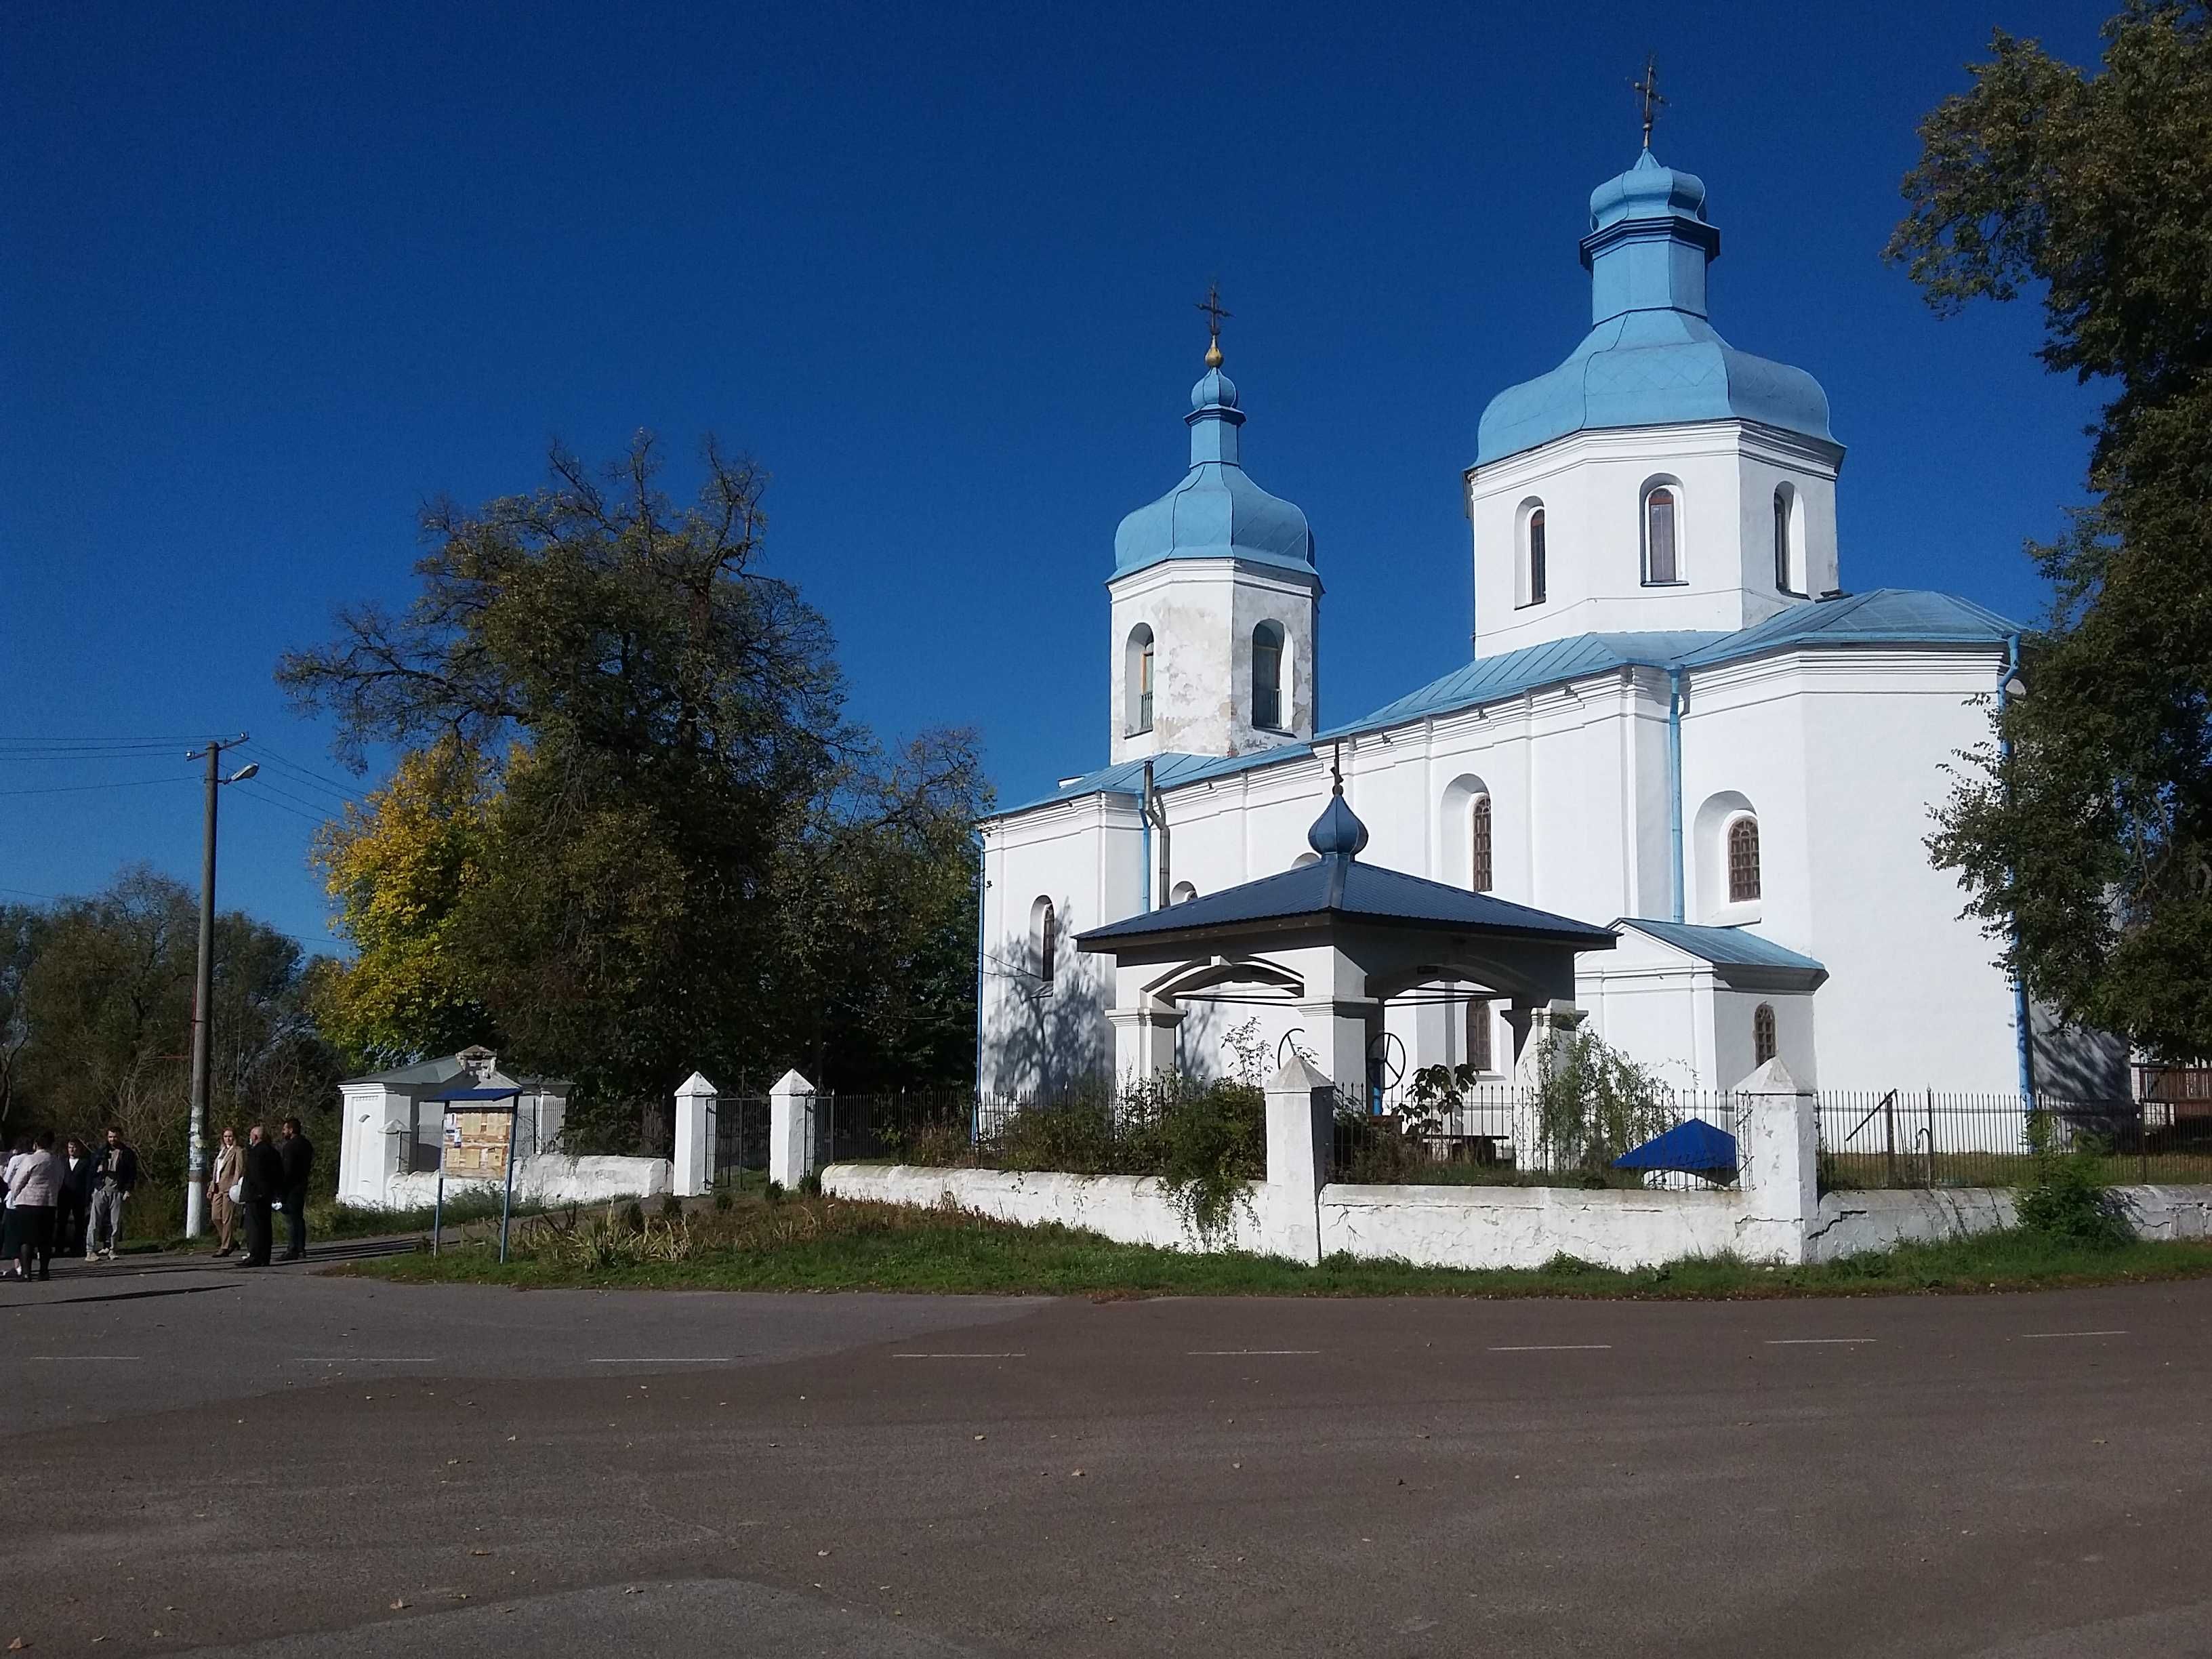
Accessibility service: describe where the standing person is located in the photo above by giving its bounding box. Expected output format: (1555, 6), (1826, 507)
(238, 1124), (283, 1269)
(0, 1136), (28, 1272)
(86, 1126), (138, 1262)
(54, 1137), (94, 1258)
(207, 1127), (244, 1257)
(5, 1131), (62, 1282)
(276, 1116), (315, 1263)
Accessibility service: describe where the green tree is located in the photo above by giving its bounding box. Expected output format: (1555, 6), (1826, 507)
(283, 436), (985, 1143)
(1891, 3), (2212, 1059)
(7, 868), (339, 1195)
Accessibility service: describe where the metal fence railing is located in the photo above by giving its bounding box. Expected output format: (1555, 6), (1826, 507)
(1814, 1092), (2212, 1191)
(710, 1094), (771, 1183)
(1327, 1086), (1752, 1191)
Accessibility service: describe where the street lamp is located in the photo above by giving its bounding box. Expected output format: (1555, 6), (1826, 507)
(183, 735), (255, 1240)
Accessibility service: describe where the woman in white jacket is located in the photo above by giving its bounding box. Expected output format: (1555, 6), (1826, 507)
(5, 1131), (63, 1282)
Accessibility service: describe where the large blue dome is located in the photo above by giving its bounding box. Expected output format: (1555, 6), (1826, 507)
(1113, 354), (1318, 583)
(1474, 150), (1836, 468)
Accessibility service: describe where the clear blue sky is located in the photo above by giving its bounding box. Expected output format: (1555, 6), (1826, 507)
(1, 0), (2110, 953)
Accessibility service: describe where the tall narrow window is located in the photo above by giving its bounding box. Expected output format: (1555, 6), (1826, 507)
(1727, 817), (1761, 903)
(1252, 621), (1285, 730)
(1469, 796), (1494, 893)
(1773, 489), (1795, 594)
(1753, 1003), (1778, 1067)
(1644, 487), (1678, 584)
(1125, 626), (1154, 735)
(1031, 898), (1059, 985)
(1528, 508), (1547, 605)
(1466, 998), (1493, 1072)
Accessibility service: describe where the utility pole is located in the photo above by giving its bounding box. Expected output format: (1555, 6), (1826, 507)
(183, 735), (256, 1240)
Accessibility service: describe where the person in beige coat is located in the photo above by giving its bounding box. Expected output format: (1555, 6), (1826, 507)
(209, 1126), (244, 1257)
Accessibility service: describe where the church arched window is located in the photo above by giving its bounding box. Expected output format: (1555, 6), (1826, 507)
(1520, 503), (1548, 607)
(1469, 795), (1494, 893)
(1466, 998), (1493, 1072)
(1170, 880), (1198, 905)
(1292, 851), (1321, 869)
(1753, 1002), (1778, 1067)
(1773, 485), (1803, 595)
(1252, 621), (1286, 731)
(1125, 626), (1154, 736)
(1642, 484), (1680, 585)
(1727, 816), (1761, 904)
(1030, 897), (1059, 987)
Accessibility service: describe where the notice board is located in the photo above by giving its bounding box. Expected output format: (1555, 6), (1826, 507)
(441, 1107), (514, 1179)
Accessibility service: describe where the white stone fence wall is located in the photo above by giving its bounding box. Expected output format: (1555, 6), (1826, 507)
(788, 1057), (2212, 1271)
(383, 1153), (672, 1212)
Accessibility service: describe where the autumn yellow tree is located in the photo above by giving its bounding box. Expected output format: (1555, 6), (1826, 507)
(309, 738), (499, 1068)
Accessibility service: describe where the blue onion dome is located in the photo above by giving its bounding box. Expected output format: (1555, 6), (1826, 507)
(1111, 342), (1318, 583)
(1307, 783), (1370, 859)
(1474, 149), (1836, 468)
(1190, 365), (1240, 411)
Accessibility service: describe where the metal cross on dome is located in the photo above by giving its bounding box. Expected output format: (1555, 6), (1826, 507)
(1633, 52), (1665, 150)
(1196, 281), (1231, 365)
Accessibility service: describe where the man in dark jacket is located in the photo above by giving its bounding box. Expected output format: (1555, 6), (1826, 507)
(238, 1124), (285, 1269)
(54, 1136), (95, 1258)
(85, 1126), (139, 1261)
(276, 1116), (314, 1262)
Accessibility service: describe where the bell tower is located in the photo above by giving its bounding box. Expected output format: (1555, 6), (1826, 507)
(1107, 297), (1322, 763)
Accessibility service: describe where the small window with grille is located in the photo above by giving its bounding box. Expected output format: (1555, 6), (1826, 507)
(1727, 817), (1761, 904)
(1753, 1002), (1778, 1067)
(1469, 796), (1494, 893)
(1466, 998), (1492, 1072)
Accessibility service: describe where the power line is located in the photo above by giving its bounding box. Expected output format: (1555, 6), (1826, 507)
(237, 742), (360, 799)
(0, 776), (197, 798)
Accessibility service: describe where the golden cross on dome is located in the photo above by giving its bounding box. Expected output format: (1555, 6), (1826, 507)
(1196, 281), (1231, 369)
(1633, 52), (1664, 150)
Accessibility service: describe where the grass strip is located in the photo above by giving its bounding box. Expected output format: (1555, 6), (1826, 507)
(333, 1195), (2212, 1299)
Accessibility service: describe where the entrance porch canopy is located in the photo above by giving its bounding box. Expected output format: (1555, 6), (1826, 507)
(1076, 784), (1616, 1098)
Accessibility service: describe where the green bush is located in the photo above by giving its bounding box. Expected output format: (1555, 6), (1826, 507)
(2015, 1111), (2132, 1248)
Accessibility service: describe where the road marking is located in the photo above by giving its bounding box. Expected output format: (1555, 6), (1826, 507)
(24, 1355), (142, 1361)
(1487, 1344), (1612, 1353)
(295, 1357), (437, 1365)
(589, 1357), (737, 1364)
(893, 1352), (1026, 1359)
(1187, 1349), (1321, 1357)
(1765, 1338), (1877, 1346)
(2018, 1330), (2129, 1340)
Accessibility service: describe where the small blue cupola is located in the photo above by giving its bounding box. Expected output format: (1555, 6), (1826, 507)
(1111, 344), (1319, 583)
(1474, 150), (1837, 468)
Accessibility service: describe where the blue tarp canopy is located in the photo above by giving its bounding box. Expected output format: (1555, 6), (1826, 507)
(427, 1085), (525, 1104)
(1614, 1117), (1739, 1174)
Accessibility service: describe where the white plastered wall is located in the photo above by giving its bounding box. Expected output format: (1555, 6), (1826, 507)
(1107, 558), (1317, 764)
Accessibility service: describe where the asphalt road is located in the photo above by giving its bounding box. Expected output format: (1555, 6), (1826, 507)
(5, 1249), (2211, 1657)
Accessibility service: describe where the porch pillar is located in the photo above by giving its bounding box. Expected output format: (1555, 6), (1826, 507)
(1108, 1001), (1183, 1084)
(1509, 999), (1586, 1171)
(1294, 999), (1379, 1107)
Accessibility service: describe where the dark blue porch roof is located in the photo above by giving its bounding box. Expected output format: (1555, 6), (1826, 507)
(1076, 855), (1618, 949)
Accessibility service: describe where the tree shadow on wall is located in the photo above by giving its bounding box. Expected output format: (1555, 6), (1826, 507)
(980, 920), (1111, 1100)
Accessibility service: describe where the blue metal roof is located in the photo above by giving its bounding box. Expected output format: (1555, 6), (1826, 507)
(1076, 854), (1618, 948)
(1112, 356), (1318, 583)
(1475, 150), (1835, 468)
(1319, 631), (1724, 739)
(1671, 587), (2016, 665)
(1010, 590), (2015, 819)
(1615, 919), (1826, 978)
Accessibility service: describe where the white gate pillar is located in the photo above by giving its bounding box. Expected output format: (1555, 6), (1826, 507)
(1263, 1054), (1335, 1266)
(769, 1069), (819, 1189)
(1735, 1056), (1818, 1263)
(673, 1071), (716, 1197)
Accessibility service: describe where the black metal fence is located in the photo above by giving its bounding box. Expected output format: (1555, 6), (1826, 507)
(710, 1094), (771, 1183)
(1327, 1086), (1750, 1190)
(1814, 1092), (2212, 1191)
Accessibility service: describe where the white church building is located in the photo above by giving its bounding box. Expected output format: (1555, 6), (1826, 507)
(977, 145), (2046, 1105)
